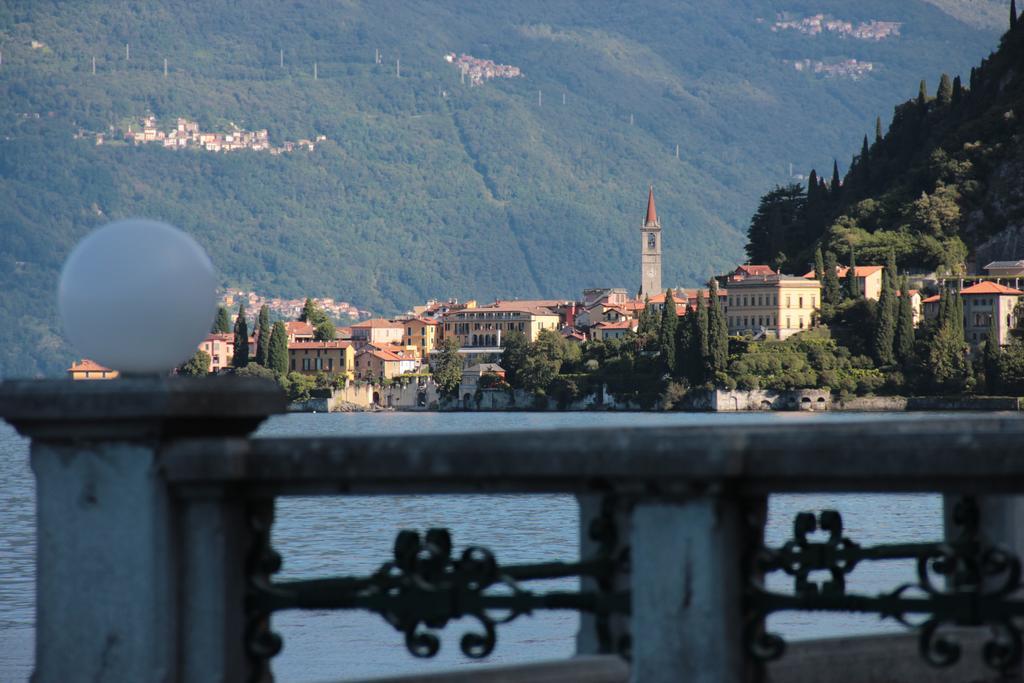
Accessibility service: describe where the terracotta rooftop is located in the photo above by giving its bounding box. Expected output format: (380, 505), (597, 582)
(288, 341), (352, 350)
(68, 359), (113, 373)
(351, 318), (403, 329)
(803, 266), (884, 279)
(922, 294), (941, 303)
(960, 281), (1024, 296)
(358, 348), (406, 362)
(734, 265), (777, 276)
(284, 321), (315, 335)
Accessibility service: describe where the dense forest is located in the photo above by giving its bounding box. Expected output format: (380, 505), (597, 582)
(0, 0), (1001, 376)
(746, 7), (1024, 275)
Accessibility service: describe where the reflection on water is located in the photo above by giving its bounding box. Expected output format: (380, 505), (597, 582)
(0, 412), (945, 682)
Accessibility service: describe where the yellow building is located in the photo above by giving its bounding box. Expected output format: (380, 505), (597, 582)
(400, 318), (439, 359)
(288, 341), (354, 379)
(67, 359), (119, 380)
(727, 275), (822, 340)
(441, 303), (561, 349)
(803, 265), (884, 301)
(351, 318), (405, 346)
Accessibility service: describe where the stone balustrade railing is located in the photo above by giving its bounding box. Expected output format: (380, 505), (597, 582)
(3, 377), (1024, 683)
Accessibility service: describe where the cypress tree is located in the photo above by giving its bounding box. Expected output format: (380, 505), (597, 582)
(859, 135), (871, 187)
(707, 280), (729, 376)
(949, 282), (964, 344)
(984, 313), (1002, 394)
(830, 160), (841, 197)
(895, 276), (915, 365)
(255, 305), (271, 366)
(212, 306), (231, 333)
(693, 290), (710, 385)
(267, 321), (289, 376)
(970, 67), (979, 93)
(300, 297), (318, 323)
(872, 250), (898, 365)
(952, 76), (963, 104)
(823, 250), (842, 306)
(875, 116), (883, 144)
(814, 247), (825, 283)
(937, 285), (949, 328)
(232, 303), (249, 368)
(674, 305), (694, 379)
(937, 73), (953, 105)
(659, 289), (679, 371)
(845, 247), (861, 299)
(1013, 0), (1018, 29)
(918, 79), (928, 108)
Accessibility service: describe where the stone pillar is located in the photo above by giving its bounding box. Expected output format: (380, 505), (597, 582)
(630, 495), (750, 683)
(0, 377), (284, 683)
(576, 493), (630, 657)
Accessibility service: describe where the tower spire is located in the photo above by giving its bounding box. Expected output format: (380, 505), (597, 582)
(645, 185), (658, 226)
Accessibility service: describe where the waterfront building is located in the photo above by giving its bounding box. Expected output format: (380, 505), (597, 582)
(354, 347), (416, 381)
(441, 303), (561, 350)
(66, 359), (119, 380)
(288, 340), (354, 378)
(399, 317), (439, 359)
(351, 318), (405, 347)
(198, 333), (236, 373)
(960, 281), (1023, 346)
(639, 186), (662, 298)
(726, 275), (821, 340)
(725, 265), (777, 283)
(803, 265), (884, 301)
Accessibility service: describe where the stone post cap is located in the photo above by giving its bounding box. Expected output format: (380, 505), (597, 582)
(0, 376), (286, 440)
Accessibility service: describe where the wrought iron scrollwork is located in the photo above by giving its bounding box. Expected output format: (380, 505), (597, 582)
(747, 497), (1024, 674)
(245, 497), (629, 673)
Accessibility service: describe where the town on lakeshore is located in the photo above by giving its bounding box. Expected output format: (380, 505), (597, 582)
(69, 185), (1024, 413)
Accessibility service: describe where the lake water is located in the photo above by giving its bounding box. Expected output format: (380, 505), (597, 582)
(0, 411), (946, 682)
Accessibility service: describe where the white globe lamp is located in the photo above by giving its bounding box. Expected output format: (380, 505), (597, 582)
(58, 218), (218, 375)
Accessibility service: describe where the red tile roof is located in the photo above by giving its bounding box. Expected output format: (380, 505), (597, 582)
(734, 265), (776, 276)
(922, 294), (941, 304)
(204, 333), (234, 342)
(803, 266), (883, 279)
(960, 281), (1024, 296)
(358, 348), (405, 362)
(595, 320), (637, 330)
(288, 341), (352, 350)
(68, 359), (113, 373)
(351, 318), (403, 329)
(285, 321), (315, 335)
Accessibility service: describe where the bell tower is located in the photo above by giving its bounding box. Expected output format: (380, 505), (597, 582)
(639, 186), (662, 298)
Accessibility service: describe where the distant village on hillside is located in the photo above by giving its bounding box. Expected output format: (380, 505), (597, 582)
(444, 53), (522, 86)
(85, 115), (325, 153)
(770, 14), (902, 41)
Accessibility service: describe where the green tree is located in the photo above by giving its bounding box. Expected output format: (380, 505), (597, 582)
(267, 321), (289, 375)
(894, 276), (915, 365)
(984, 313), (1002, 393)
(300, 297), (325, 324)
(520, 354), (559, 394)
(674, 305), (694, 379)
(745, 184), (805, 266)
(692, 290), (710, 385)
(500, 330), (530, 388)
(918, 79), (929, 107)
(937, 73), (953, 105)
(433, 338), (463, 397)
(178, 349), (211, 376)
(929, 319), (968, 393)
(872, 250), (897, 365)
(1012, 0), (1018, 29)
(845, 247), (861, 299)
(255, 305), (271, 366)
(314, 318), (336, 341)
(638, 295), (658, 338)
(659, 289), (678, 371)
(875, 116), (883, 144)
(814, 247), (825, 283)
(823, 251), (842, 306)
(830, 160), (841, 197)
(707, 279), (729, 376)
(232, 303), (249, 368)
(212, 306), (231, 334)
(952, 76), (963, 104)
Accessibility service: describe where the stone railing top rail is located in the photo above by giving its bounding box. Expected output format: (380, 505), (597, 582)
(162, 413), (1024, 494)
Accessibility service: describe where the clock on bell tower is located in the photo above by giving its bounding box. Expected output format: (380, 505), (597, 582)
(639, 186), (662, 298)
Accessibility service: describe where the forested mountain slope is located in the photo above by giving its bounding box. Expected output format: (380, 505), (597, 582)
(0, 0), (1000, 375)
(745, 11), (1024, 276)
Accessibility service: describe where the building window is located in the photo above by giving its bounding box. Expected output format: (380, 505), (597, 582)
(799, 297), (803, 308)
(799, 317), (805, 329)
(773, 295), (778, 306)
(786, 316), (791, 329)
